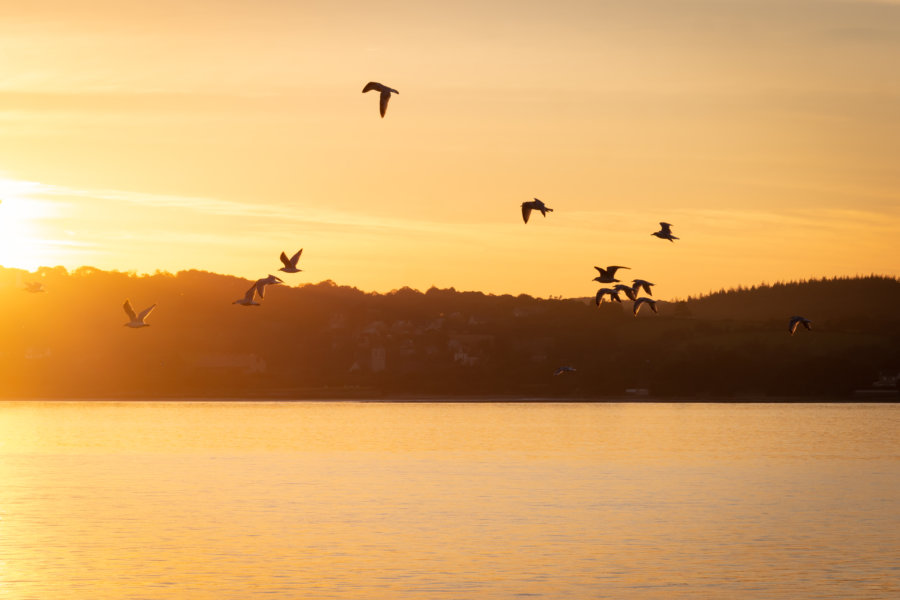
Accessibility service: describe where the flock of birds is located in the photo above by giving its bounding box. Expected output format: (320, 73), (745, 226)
(231, 250), (304, 307)
(520, 195), (672, 320)
(516, 197), (812, 344)
(121, 249), (303, 327)
(13, 79), (813, 367)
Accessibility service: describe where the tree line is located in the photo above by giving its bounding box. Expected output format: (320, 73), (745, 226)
(0, 267), (897, 399)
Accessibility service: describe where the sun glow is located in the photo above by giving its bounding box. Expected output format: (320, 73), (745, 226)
(0, 180), (56, 272)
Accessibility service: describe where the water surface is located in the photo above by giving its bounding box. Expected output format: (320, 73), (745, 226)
(1, 401), (898, 599)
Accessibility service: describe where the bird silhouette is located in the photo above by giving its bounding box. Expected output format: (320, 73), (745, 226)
(593, 265), (629, 283)
(633, 297), (659, 316)
(595, 288), (621, 305)
(614, 284), (637, 301)
(632, 279), (655, 296)
(789, 316), (812, 335)
(123, 300), (156, 328)
(233, 282), (262, 306)
(362, 82), (399, 118)
(652, 222), (678, 242)
(521, 198), (553, 223)
(279, 250), (303, 273)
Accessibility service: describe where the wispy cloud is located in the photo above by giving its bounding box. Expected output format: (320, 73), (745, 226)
(19, 176), (899, 246)
(20, 178), (494, 240)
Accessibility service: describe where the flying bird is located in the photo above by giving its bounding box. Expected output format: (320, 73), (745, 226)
(521, 198), (553, 223)
(789, 316), (812, 335)
(553, 366), (577, 376)
(123, 300), (156, 328)
(593, 265), (629, 283)
(632, 279), (655, 296)
(24, 282), (45, 293)
(633, 297), (659, 316)
(233, 282), (262, 306)
(362, 81), (399, 118)
(652, 222), (678, 242)
(595, 288), (621, 305)
(279, 249), (303, 273)
(614, 284), (637, 301)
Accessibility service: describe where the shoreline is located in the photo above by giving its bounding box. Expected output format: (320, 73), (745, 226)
(1, 393), (897, 403)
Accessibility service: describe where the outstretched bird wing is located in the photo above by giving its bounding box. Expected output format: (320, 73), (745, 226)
(606, 266), (629, 276)
(290, 249), (303, 266)
(379, 91), (391, 118)
(362, 81), (384, 93)
(632, 280), (653, 296)
(659, 222), (673, 234)
(789, 317), (800, 335)
(137, 304), (156, 321)
(279, 251), (291, 268)
(123, 300), (137, 321)
(616, 285), (637, 301)
(633, 298), (645, 316)
(521, 204), (532, 223)
(633, 298), (658, 316)
(255, 276), (282, 299)
(242, 283), (259, 302)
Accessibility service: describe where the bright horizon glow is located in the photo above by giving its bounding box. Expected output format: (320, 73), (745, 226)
(0, 1), (898, 299)
(1, 176), (895, 300)
(0, 181), (62, 272)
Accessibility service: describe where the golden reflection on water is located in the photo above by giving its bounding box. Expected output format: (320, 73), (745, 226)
(0, 402), (898, 599)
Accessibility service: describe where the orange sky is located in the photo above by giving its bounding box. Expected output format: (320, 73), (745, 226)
(0, 0), (898, 299)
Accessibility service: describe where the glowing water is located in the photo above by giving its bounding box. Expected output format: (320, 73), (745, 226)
(1, 401), (897, 598)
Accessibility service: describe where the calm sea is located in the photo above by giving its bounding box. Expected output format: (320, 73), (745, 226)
(0, 401), (897, 599)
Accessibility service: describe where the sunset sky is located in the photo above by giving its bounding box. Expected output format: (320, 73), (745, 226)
(0, 0), (898, 299)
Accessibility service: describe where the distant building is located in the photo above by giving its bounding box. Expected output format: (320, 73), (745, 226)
(447, 334), (494, 367)
(452, 349), (478, 366)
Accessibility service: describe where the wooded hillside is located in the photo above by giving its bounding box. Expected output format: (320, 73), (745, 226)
(1, 267), (897, 398)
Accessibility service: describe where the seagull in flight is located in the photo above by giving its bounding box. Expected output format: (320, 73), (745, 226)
(123, 300), (156, 328)
(521, 198), (553, 223)
(233, 282), (262, 306)
(593, 265), (629, 283)
(24, 282), (45, 293)
(633, 297), (659, 316)
(362, 81), (399, 118)
(632, 279), (655, 296)
(595, 288), (621, 305)
(614, 284), (637, 301)
(279, 249), (303, 273)
(789, 316), (812, 335)
(652, 222), (679, 242)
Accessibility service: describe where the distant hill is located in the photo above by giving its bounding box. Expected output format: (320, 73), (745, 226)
(1, 267), (897, 399)
(681, 276), (899, 323)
